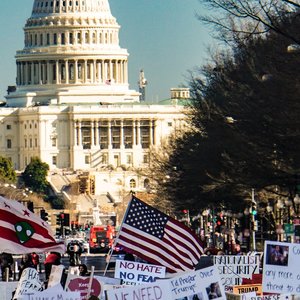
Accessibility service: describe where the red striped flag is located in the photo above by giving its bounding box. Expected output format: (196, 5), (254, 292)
(0, 196), (65, 254)
(116, 197), (203, 273)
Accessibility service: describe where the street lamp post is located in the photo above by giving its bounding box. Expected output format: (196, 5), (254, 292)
(266, 203), (274, 240)
(251, 188), (257, 252)
(276, 200), (284, 241)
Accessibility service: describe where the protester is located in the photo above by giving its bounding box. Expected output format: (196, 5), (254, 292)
(44, 252), (62, 281)
(194, 255), (214, 270)
(124, 253), (135, 262)
(0, 252), (13, 281)
(199, 235), (207, 249)
(31, 252), (40, 270)
(67, 240), (83, 266)
(18, 254), (35, 279)
(78, 263), (89, 276)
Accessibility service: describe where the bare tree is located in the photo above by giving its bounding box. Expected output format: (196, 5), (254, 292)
(198, 0), (300, 44)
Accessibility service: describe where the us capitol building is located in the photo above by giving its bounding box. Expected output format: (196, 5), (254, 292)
(0, 0), (189, 223)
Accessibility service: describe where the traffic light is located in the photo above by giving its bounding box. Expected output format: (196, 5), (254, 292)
(40, 209), (48, 222)
(56, 213), (63, 226)
(251, 203), (257, 216)
(63, 213), (70, 226)
(181, 209), (190, 226)
(215, 216), (224, 233)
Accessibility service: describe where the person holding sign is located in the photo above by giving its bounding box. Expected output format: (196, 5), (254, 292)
(18, 253), (35, 279)
(44, 252), (62, 282)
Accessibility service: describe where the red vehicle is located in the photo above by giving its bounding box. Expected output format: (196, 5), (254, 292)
(89, 225), (115, 253)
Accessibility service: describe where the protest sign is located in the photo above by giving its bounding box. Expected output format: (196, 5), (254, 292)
(262, 241), (300, 294)
(0, 282), (18, 300)
(115, 260), (166, 285)
(27, 284), (81, 300)
(108, 266), (225, 300)
(65, 273), (102, 300)
(242, 294), (294, 300)
(214, 255), (260, 287)
(94, 276), (121, 300)
(13, 268), (43, 300)
(170, 266), (225, 300)
(233, 284), (262, 295)
(48, 264), (65, 288)
(106, 280), (173, 300)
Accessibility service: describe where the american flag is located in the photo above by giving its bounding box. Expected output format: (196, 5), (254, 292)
(116, 197), (203, 273)
(0, 196), (65, 254)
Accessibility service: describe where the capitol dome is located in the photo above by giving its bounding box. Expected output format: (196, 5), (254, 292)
(6, 0), (139, 107)
(31, 0), (112, 16)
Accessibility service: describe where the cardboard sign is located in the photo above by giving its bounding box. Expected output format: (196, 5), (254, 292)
(243, 295), (293, 300)
(48, 264), (65, 288)
(13, 268), (43, 300)
(94, 276), (121, 300)
(27, 284), (81, 300)
(233, 284), (262, 295)
(65, 274), (102, 300)
(170, 266), (226, 300)
(262, 241), (300, 294)
(106, 280), (173, 300)
(115, 260), (166, 285)
(107, 266), (225, 300)
(214, 255), (260, 287)
(0, 282), (18, 300)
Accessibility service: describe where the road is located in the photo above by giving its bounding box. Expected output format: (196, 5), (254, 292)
(61, 253), (115, 277)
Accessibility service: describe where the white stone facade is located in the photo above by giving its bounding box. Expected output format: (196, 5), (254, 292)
(0, 0), (188, 206)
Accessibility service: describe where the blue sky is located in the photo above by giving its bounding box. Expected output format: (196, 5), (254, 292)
(0, 0), (213, 101)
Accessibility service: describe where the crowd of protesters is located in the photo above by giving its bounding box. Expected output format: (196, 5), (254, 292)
(0, 249), (99, 300)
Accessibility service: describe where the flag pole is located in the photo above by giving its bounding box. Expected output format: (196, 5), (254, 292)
(103, 192), (134, 276)
(86, 266), (95, 299)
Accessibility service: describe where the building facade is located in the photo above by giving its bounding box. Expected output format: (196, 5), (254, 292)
(0, 0), (188, 216)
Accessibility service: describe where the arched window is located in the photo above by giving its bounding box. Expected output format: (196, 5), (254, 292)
(69, 64), (74, 80)
(85, 32), (89, 44)
(129, 179), (136, 189)
(61, 64), (66, 80)
(78, 63), (82, 79)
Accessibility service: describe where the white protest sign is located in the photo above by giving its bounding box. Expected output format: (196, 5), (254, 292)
(94, 276), (121, 300)
(13, 268), (43, 300)
(115, 260), (166, 285)
(106, 280), (172, 300)
(214, 255), (260, 287)
(0, 282), (18, 300)
(48, 264), (65, 288)
(28, 284), (80, 300)
(262, 241), (300, 294)
(65, 273), (102, 300)
(170, 266), (226, 300)
(243, 294), (292, 300)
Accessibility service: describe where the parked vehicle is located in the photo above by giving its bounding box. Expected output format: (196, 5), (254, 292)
(66, 238), (89, 253)
(89, 225), (115, 253)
